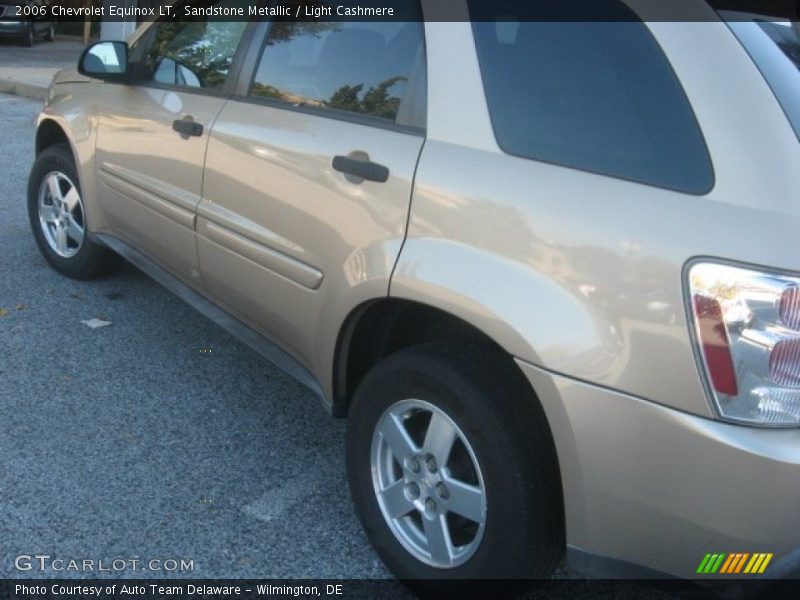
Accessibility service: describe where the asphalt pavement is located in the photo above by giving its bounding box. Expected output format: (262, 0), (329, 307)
(0, 93), (687, 599)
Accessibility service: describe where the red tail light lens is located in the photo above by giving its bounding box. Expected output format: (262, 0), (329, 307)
(693, 295), (738, 396)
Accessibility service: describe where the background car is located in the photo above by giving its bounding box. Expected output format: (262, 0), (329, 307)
(0, 0), (54, 46)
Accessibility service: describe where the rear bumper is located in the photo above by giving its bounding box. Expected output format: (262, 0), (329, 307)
(516, 359), (800, 579)
(0, 20), (27, 35)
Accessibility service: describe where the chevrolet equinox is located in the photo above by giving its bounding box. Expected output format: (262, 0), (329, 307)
(27, 0), (800, 585)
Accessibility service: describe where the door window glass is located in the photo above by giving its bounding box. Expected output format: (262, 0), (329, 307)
(250, 19), (425, 124)
(139, 2), (247, 90)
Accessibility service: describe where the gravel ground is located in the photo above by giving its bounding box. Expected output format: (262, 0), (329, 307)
(0, 93), (688, 599)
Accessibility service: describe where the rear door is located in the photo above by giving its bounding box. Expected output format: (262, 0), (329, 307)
(198, 17), (427, 370)
(95, 5), (249, 282)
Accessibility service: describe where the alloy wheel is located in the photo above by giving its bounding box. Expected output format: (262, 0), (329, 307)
(38, 171), (85, 258)
(370, 398), (487, 568)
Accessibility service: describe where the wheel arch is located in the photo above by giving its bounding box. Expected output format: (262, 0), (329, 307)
(34, 111), (106, 235)
(333, 298), (549, 423)
(36, 118), (71, 156)
(339, 298), (568, 577)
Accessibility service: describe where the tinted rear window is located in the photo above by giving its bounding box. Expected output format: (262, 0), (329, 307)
(469, 0), (714, 194)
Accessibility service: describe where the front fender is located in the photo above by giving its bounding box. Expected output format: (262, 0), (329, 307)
(37, 78), (108, 233)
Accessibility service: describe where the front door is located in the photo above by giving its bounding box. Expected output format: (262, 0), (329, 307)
(95, 7), (248, 282)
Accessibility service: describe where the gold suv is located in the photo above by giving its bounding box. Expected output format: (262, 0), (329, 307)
(28, 0), (800, 585)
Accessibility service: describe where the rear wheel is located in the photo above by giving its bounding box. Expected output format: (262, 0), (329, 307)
(21, 22), (34, 47)
(28, 144), (116, 279)
(346, 343), (564, 592)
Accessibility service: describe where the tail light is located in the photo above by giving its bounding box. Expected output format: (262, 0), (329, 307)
(688, 262), (800, 427)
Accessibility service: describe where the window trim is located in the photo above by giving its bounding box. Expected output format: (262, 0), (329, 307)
(469, 17), (716, 196)
(233, 19), (427, 136)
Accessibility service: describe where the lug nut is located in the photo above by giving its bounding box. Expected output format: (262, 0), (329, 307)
(426, 455), (438, 473)
(435, 483), (449, 500)
(425, 498), (437, 512)
(407, 458), (421, 474)
(407, 483), (420, 499)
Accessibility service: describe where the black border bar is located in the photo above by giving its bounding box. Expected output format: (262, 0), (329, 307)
(4, 0), (799, 23)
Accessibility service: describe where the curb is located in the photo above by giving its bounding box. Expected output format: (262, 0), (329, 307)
(0, 77), (47, 101)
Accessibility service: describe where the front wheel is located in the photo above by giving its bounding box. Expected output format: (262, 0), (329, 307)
(346, 343), (564, 590)
(28, 144), (116, 279)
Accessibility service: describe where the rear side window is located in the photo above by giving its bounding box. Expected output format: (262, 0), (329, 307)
(249, 19), (425, 127)
(470, 0), (714, 194)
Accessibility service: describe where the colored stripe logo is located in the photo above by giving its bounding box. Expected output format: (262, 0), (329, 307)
(697, 553), (773, 574)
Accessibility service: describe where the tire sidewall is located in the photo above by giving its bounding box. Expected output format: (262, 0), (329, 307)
(346, 348), (549, 581)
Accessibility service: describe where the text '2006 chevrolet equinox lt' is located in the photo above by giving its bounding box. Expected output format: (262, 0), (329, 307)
(27, 0), (800, 587)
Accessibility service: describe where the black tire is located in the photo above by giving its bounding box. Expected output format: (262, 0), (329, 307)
(28, 144), (116, 279)
(21, 22), (34, 47)
(346, 342), (564, 593)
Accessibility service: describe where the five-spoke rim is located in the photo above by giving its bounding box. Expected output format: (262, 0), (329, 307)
(38, 171), (85, 258)
(371, 399), (487, 569)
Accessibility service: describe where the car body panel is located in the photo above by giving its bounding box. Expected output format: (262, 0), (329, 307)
(94, 85), (228, 281)
(518, 358), (800, 578)
(200, 100), (424, 378)
(392, 17), (800, 418)
(0, 19), (26, 35)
